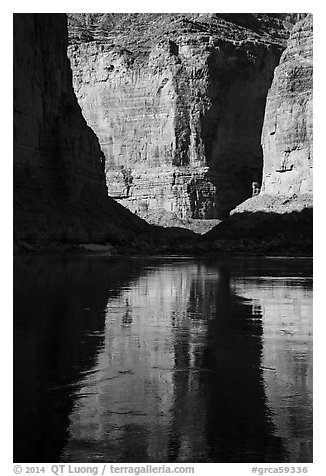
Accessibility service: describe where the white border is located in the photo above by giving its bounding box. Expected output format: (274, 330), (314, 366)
(4, 2), (324, 473)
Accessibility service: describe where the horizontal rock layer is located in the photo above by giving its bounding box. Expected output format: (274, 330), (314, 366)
(68, 14), (291, 222)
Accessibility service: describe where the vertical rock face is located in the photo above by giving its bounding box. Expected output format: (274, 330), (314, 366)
(261, 14), (313, 196)
(68, 14), (290, 223)
(199, 15), (313, 255)
(13, 14), (147, 248)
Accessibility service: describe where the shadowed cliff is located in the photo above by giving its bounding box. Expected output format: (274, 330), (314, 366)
(13, 13), (160, 252)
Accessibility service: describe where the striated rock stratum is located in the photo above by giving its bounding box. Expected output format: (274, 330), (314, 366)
(67, 14), (296, 224)
(13, 13), (154, 251)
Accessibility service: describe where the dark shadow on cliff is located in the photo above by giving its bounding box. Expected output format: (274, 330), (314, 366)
(197, 207), (313, 256)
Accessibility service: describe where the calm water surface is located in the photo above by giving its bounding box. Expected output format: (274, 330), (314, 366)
(14, 255), (312, 463)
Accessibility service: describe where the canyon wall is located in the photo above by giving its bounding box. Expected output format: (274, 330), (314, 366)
(231, 13), (313, 215)
(68, 14), (291, 223)
(261, 14), (313, 197)
(199, 15), (313, 255)
(13, 13), (150, 250)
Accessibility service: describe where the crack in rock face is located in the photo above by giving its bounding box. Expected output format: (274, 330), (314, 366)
(200, 14), (313, 225)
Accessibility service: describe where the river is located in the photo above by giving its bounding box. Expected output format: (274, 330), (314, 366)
(14, 255), (312, 463)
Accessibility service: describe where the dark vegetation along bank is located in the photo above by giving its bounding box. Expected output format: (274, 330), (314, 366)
(13, 13), (312, 256)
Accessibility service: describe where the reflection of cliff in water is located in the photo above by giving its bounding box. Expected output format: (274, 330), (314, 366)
(233, 276), (313, 462)
(13, 256), (146, 462)
(170, 266), (286, 462)
(14, 257), (311, 463)
(62, 261), (286, 462)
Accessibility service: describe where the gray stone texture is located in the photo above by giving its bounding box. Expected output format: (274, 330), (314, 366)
(68, 14), (292, 222)
(261, 14), (313, 196)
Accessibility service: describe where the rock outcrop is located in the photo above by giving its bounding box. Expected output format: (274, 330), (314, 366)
(67, 14), (292, 224)
(13, 14), (152, 251)
(232, 13), (313, 212)
(199, 14), (313, 255)
(260, 14), (313, 196)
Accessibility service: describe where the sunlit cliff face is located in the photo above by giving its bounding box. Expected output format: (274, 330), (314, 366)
(261, 15), (313, 197)
(68, 14), (285, 222)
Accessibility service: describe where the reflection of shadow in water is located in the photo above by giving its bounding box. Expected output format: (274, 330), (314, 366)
(13, 255), (145, 462)
(168, 265), (286, 462)
(204, 266), (286, 462)
(233, 276), (313, 462)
